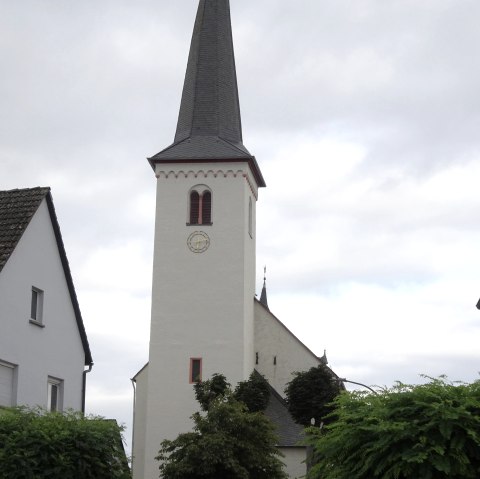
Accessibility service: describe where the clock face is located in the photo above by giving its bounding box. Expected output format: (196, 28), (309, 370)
(187, 231), (210, 253)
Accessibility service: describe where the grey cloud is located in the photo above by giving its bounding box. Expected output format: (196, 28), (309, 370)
(2, 0), (480, 454)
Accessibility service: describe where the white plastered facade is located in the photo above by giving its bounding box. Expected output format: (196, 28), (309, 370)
(134, 161), (258, 479)
(133, 297), (322, 479)
(0, 199), (85, 411)
(133, 232), (324, 479)
(254, 299), (322, 399)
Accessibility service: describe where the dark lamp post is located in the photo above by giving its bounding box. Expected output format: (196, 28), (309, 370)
(337, 378), (378, 395)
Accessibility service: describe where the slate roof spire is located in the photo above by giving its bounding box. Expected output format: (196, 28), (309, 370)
(175, 0), (243, 146)
(149, 0), (266, 187)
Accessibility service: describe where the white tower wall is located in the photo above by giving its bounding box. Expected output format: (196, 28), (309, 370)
(140, 162), (258, 478)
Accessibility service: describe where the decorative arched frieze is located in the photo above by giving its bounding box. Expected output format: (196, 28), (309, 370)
(156, 168), (245, 180)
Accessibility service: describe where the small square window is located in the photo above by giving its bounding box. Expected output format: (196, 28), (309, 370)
(189, 358), (202, 383)
(30, 287), (44, 324)
(47, 377), (63, 412)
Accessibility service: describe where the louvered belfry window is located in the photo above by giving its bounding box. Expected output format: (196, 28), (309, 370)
(189, 189), (212, 225)
(202, 191), (212, 224)
(189, 191), (200, 224)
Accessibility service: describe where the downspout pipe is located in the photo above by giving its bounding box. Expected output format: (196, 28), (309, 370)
(82, 363), (93, 414)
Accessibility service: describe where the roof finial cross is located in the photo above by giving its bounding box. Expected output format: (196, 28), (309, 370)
(260, 265), (269, 309)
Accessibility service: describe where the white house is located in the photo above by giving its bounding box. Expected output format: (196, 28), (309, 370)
(0, 187), (93, 413)
(131, 1), (337, 478)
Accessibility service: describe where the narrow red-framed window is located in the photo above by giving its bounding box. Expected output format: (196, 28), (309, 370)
(190, 191), (200, 224)
(202, 191), (212, 224)
(189, 358), (202, 383)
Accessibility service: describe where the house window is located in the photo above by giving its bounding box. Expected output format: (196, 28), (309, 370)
(47, 377), (63, 412)
(188, 187), (212, 225)
(189, 358), (202, 383)
(0, 361), (16, 407)
(30, 287), (44, 324)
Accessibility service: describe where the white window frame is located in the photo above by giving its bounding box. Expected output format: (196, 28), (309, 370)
(30, 286), (45, 326)
(47, 377), (64, 412)
(0, 360), (17, 408)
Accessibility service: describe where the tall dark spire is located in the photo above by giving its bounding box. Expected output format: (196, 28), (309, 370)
(175, 0), (243, 146)
(149, 0), (265, 187)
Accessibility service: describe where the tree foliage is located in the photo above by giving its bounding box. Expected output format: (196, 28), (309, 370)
(194, 373), (231, 411)
(194, 371), (270, 414)
(306, 377), (480, 479)
(157, 374), (287, 479)
(0, 407), (130, 479)
(234, 371), (270, 413)
(285, 365), (342, 426)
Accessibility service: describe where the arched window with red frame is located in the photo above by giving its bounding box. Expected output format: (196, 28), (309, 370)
(189, 187), (212, 225)
(202, 191), (211, 224)
(189, 191), (200, 224)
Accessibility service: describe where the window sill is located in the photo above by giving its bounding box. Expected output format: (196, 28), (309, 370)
(29, 319), (45, 328)
(186, 222), (213, 226)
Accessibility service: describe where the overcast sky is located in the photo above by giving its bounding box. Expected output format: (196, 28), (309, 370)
(1, 0), (480, 453)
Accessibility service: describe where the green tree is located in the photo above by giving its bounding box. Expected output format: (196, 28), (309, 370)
(0, 407), (130, 479)
(234, 371), (270, 413)
(306, 377), (480, 479)
(285, 365), (342, 427)
(194, 373), (231, 411)
(157, 374), (287, 479)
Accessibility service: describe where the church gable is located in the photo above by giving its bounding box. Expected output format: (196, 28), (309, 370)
(254, 299), (322, 398)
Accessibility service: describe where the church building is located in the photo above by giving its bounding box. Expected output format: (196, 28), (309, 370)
(131, 1), (333, 477)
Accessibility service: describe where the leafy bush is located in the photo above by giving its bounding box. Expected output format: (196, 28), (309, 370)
(0, 407), (130, 479)
(306, 377), (480, 479)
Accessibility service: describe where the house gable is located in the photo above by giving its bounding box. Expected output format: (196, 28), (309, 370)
(0, 187), (93, 411)
(0, 188), (92, 366)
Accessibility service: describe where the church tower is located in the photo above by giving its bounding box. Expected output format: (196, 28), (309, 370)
(132, 1), (265, 477)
